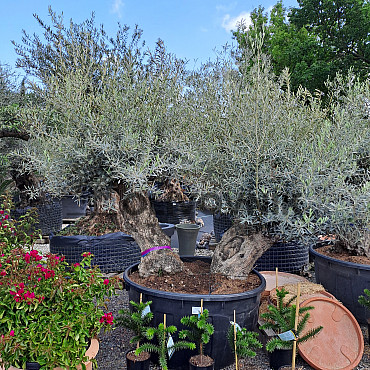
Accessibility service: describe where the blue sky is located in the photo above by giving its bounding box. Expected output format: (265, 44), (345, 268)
(1, 0), (298, 75)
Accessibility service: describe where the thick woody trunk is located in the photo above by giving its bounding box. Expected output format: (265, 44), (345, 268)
(116, 191), (183, 277)
(211, 224), (275, 279)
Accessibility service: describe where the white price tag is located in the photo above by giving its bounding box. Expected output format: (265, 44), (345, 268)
(278, 330), (296, 341)
(141, 304), (151, 318)
(167, 335), (174, 359)
(230, 321), (242, 331)
(192, 306), (202, 315)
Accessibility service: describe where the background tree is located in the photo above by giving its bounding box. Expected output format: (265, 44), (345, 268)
(234, 0), (370, 93)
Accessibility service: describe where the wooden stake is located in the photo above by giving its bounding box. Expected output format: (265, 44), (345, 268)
(164, 314), (167, 346)
(200, 299), (204, 357)
(275, 267), (278, 289)
(234, 310), (238, 370)
(140, 293), (142, 303)
(292, 283), (301, 370)
(201, 298), (203, 314)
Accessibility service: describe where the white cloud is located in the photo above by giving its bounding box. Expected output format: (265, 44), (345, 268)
(111, 0), (124, 18)
(221, 11), (252, 32)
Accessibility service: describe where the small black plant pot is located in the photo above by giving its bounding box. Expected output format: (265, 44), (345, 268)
(126, 350), (150, 370)
(189, 355), (214, 370)
(26, 363), (41, 370)
(269, 349), (292, 370)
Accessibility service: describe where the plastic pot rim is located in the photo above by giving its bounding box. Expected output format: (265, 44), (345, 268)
(124, 256), (266, 302)
(310, 244), (370, 270)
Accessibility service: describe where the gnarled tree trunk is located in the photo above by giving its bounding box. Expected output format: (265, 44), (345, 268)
(211, 224), (275, 279)
(116, 191), (183, 277)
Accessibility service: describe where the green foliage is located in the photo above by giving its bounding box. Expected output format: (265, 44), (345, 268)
(260, 287), (323, 352)
(358, 289), (370, 310)
(0, 246), (120, 369)
(234, 0), (370, 94)
(136, 322), (195, 370)
(227, 325), (262, 358)
(0, 193), (40, 255)
(116, 300), (153, 346)
(179, 309), (214, 356)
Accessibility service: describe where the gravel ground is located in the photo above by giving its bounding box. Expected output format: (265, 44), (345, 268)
(34, 244), (370, 369)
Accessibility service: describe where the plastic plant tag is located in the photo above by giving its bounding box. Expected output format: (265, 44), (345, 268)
(141, 304), (151, 318)
(229, 321), (242, 331)
(167, 335), (175, 359)
(192, 306), (202, 315)
(278, 330), (297, 341)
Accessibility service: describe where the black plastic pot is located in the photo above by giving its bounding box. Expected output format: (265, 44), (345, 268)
(26, 363), (41, 370)
(12, 199), (63, 236)
(255, 241), (309, 273)
(61, 195), (88, 219)
(212, 213), (233, 242)
(49, 223), (175, 273)
(151, 200), (196, 225)
(124, 256), (266, 370)
(189, 355), (214, 370)
(310, 244), (370, 324)
(159, 223), (176, 238)
(269, 349), (292, 370)
(126, 350), (150, 370)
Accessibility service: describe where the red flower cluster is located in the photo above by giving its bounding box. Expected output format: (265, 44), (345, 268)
(99, 312), (114, 325)
(37, 265), (55, 280)
(9, 283), (44, 305)
(24, 250), (43, 264)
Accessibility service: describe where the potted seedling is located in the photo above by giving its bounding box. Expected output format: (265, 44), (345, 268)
(259, 287), (323, 370)
(179, 303), (215, 369)
(116, 296), (153, 369)
(227, 319), (262, 369)
(358, 288), (370, 345)
(136, 314), (196, 370)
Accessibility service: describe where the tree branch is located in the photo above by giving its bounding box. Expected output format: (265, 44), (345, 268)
(0, 128), (30, 141)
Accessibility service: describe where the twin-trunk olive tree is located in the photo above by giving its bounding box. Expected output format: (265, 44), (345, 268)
(14, 10), (369, 278)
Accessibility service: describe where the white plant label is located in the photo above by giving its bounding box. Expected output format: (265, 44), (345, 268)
(167, 335), (175, 359)
(278, 330), (296, 341)
(141, 305), (151, 318)
(192, 306), (202, 315)
(229, 321), (242, 331)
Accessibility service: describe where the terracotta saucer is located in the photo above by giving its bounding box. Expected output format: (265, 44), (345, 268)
(299, 297), (364, 370)
(259, 271), (308, 297)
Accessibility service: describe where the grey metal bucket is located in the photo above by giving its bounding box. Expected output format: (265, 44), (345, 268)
(175, 223), (200, 256)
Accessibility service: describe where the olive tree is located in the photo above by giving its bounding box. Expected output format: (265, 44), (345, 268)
(13, 9), (202, 277)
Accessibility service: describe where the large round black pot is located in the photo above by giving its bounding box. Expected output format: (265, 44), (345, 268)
(61, 195), (88, 219)
(124, 256), (266, 370)
(12, 199), (63, 236)
(151, 200), (196, 225)
(50, 223), (175, 273)
(212, 213), (233, 242)
(255, 241), (309, 273)
(310, 243), (370, 324)
(269, 349), (292, 370)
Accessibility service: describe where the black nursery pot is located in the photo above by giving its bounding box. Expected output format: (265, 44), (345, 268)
(124, 256), (266, 370)
(126, 350), (150, 370)
(26, 363), (41, 370)
(269, 349), (292, 370)
(189, 356), (215, 370)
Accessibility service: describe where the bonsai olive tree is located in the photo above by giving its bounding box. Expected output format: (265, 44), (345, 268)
(12, 9), (203, 276)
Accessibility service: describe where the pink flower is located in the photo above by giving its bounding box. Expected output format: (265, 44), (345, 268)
(24, 253), (31, 264)
(9, 330), (14, 337)
(103, 279), (109, 285)
(0, 210), (3, 215)
(4, 215), (9, 220)
(82, 252), (91, 257)
(0, 270), (6, 276)
(73, 263), (80, 267)
(3, 225), (7, 229)
(99, 312), (114, 325)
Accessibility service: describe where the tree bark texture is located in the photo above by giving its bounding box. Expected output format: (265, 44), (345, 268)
(116, 191), (183, 277)
(210, 224), (275, 279)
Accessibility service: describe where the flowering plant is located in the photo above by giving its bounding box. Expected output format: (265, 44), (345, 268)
(0, 245), (119, 369)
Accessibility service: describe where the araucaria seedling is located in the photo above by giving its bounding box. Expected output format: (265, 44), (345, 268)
(179, 308), (215, 366)
(136, 321), (195, 370)
(358, 289), (370, 310)
(227, 325), (262, 358)
(260, 287), (323, 351)
(116, 299), (153, 348)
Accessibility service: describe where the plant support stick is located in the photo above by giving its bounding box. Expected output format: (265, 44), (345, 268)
(292, 283), (301, 370)
(234, 310), (238, 370)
